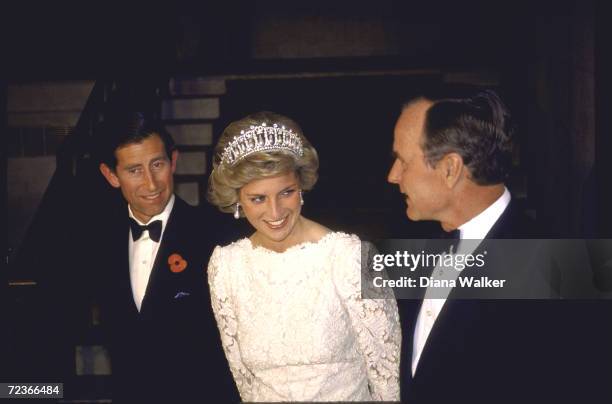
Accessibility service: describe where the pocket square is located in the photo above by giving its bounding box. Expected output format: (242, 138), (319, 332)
(174, 291), (191, 299)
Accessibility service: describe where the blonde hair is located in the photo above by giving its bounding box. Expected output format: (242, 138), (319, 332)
(207, 111), (319, 215)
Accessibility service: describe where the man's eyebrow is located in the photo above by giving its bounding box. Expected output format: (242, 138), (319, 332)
(123, 163), (142, 170)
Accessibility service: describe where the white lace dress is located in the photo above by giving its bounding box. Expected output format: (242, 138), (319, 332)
(208, 232), (400, 402)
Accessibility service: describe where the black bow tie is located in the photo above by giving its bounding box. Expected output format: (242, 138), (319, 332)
(439, 228), (460, 253)
(129, 218), (162, 242)
(442, 229), (460, 240)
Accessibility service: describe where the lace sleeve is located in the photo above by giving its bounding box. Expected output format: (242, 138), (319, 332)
(333, 238), (401, 402)
(208, 246), (254, 401)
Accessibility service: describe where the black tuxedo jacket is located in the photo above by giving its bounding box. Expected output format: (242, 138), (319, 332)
(399, 201), (612, 403)
(97, 197), (239, 403)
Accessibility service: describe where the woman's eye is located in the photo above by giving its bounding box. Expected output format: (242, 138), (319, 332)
(281, 189), (296, 197)
(250, 196), (265, 203)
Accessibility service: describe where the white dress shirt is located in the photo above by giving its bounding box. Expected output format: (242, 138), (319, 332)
(128, 194), (175, 311)
(411, 187), (511, 376)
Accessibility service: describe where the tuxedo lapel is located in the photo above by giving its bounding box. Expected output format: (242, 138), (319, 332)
(139, 202), (181, 316)
(138, 198), (199, 317)
(412, 298), (482, 375)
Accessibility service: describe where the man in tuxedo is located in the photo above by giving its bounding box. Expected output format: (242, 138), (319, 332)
(387, 91), (610, 403)
(97, 112), (239, 403)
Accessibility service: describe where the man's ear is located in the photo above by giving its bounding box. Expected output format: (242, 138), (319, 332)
(170, 149), (179, 174)
(99, 163), (121, 188)
(440, 152), (464, 188)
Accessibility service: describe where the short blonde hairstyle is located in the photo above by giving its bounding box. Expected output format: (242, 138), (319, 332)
(207, 111), (319, 215)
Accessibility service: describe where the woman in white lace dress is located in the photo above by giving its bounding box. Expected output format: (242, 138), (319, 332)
(206, 111), (400, 402)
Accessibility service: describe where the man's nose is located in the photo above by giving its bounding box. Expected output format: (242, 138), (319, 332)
(143, 169), (158, 191)
(387, 160), (400, 184)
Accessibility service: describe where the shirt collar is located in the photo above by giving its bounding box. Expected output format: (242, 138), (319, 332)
(458, 187), (511, 240)
(128, 194), (175, 235)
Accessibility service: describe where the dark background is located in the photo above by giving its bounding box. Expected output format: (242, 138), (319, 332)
(4, 0), (610, 237)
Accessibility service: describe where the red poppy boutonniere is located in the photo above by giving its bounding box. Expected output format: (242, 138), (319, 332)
(168, 253), (188, 273)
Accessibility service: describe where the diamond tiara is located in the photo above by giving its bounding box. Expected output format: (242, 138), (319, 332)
(220, 122), (304, 166)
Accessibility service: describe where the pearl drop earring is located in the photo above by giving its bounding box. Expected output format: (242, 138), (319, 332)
(234, 202), (240, 219)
